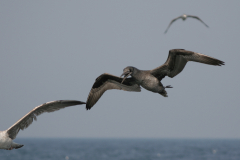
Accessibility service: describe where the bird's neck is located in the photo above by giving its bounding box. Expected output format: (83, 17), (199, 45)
(131, 69), (146, 84)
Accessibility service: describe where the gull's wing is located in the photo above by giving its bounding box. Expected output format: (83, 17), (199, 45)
(187, 15), (209, 27)
(86, 73), (141, 110)
(164, 16), (182, 34)
(6, 100), (85, 139)
(150, 49), (224, 81)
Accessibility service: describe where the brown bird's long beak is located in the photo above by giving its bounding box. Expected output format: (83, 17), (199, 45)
(120, 71), (132, 84)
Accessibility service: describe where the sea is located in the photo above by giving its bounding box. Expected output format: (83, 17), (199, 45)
(0, 138), (239, 160)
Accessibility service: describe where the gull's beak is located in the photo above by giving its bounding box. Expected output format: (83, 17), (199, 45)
(120, 71), (132, 84)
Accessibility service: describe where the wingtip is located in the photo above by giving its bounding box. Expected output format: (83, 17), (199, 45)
(86, 104), (91, 110)
(217, 60), (225, 66)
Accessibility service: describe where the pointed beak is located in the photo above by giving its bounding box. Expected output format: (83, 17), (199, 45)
(120, 71), (132, 84)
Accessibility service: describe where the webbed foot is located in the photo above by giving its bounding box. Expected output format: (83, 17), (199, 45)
(165, 85), (173, 88)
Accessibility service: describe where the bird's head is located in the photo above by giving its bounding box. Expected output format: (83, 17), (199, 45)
(120, 66), (135, 84)
(182, 14), (187, 20)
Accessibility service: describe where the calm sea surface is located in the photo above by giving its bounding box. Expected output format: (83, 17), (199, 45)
(0, 138), (239, 160)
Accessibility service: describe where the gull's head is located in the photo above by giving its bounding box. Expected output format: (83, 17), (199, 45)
(120, 66), (135, 84)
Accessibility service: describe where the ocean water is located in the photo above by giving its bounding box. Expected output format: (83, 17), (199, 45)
(0, 138), (239, 160)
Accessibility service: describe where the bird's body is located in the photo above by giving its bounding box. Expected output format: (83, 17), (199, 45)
(0, 131), (22, 150)
(182, 14), (187, 20)
(128, 68), (166, 94)
(0, 100), (85, 150)
(164, 14), (209, 33)
(86, 49), (224, 110)
(139, 73), (161, 93)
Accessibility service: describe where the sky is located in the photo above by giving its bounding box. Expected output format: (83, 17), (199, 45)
(0, 0), (239, 139)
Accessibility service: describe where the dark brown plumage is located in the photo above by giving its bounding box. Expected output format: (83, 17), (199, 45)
(86, 49), (224, 110)
(150, 49), (224, 81)
(86, 74), (141, 110)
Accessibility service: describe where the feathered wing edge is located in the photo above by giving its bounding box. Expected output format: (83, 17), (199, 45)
(187, 15), (209, 27)
(6, 100), (85, 139)
(86, 73), (141, 110)
(164, 16), (182, 33)
(150, 49), (224, 80)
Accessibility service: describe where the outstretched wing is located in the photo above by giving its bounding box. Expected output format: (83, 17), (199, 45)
(86, 73), (141, 110)
(7, 100), (85, 139)
(164, 16), (182, 34)
(187, 15), (209, 27)
(150, 49), (224, 81)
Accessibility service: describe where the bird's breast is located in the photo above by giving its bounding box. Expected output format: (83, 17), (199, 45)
(0, 131), (12, 149)
(140, 76), (161, 93)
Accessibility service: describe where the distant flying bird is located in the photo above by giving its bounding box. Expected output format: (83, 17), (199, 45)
(164, 14), (209, 33)
(86, 49), (224, 110)
(0, 100), (85, 150)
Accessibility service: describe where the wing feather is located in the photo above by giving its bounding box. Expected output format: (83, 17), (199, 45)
(6, 100), (85, 139)
(187, 15), (209, 27)
(86, 73), (141, 110)
(164, 16), (182, 33)
(151, 49), (224, 80)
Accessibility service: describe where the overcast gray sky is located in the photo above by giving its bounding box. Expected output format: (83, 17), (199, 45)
(0, 0), (239, 139)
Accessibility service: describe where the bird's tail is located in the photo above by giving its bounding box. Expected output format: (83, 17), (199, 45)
(158, 85), (173, 97)
(12, 143), (24, 149)
(158, 90), (168, 97)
